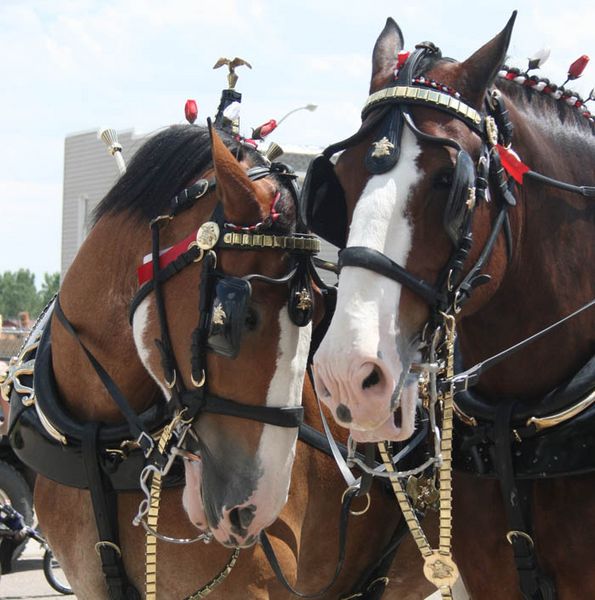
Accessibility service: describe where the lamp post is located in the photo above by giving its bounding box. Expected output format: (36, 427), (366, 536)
(276, 104), (317, 127)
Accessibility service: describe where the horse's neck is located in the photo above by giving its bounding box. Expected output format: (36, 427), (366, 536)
(459, 97), (594, 400)
(52, 215), (158, 421)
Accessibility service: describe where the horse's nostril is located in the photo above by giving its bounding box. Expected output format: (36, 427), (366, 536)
(362, 366), (381, 389)
(336, 403), (352, 423)
(229, 505), (256, 534)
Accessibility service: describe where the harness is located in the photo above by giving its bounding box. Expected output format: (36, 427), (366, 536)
(301, 42), (595, 600)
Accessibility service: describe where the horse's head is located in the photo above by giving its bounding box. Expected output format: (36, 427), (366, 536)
(128, 125), (320, 546)
(311, 15), (516, 441)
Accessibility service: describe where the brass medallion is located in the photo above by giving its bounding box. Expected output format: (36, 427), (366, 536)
(295, 288), (313, 312)
(406, 475), (440, 512)
(371, 137), (395, 158)
(212, 302), (227, 326)
(422, 552), (459, 588)
(196, 222), (220, 250)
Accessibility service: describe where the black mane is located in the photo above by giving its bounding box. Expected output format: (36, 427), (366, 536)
(93, 125), (296, 231)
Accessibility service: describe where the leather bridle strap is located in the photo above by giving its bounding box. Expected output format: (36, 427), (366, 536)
(260, 487), (358, 599)
(339, 246), (439, 306)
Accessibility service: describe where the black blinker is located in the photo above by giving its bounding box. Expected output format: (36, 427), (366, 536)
(444, 151), (476, 244)
(206, 277), (252, 358)
(300, 155), (347, 249)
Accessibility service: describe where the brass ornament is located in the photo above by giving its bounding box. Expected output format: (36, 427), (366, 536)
(295, 288), (313, 312)
(485, 115), (499, 147)
(406, 475), (440, 511)
(213, 57), (252, 90)
(422, 552), (459, 588)
(465, 187), (476, 211)
(196, 222), (220, 250)
(212, 302), (227, 326)
(371, 136), (395, 158)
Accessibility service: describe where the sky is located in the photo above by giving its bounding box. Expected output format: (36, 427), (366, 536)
(1, 0), (593, 286)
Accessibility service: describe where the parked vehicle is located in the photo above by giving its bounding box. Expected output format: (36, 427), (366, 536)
(0, 502), (72, 594)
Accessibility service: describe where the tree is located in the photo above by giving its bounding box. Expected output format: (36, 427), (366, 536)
(0, 270), (38, 320)
(0, 270), (60, 322)
(38, 272), (60, 310)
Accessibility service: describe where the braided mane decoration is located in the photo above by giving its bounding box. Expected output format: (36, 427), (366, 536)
(497, 66), (594, 124)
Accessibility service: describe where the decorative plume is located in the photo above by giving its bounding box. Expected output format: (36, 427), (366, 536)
(527, 48), (550, 71)
(264, 142), (284, 161)
(98, 128), (126, 175)
(185, 99), (198, 124)
(563, 54), (590, 86)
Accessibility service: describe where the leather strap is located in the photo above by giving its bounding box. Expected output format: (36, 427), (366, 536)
(260, 487), (357, 598)
(82, 422), (140, 600)
(494, 403), (556, 600)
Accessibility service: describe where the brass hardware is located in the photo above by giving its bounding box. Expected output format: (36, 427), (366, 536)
(95, 541), (122, 557)
(422, 552), (459, 588)
(221, 232), (320, 253)
(341, 487), (371, 516)
(453, 401), (478, 427)
(363, 85), (482, 128)
(165, 370), (177, 389)
(506, 530), (534, 549)
(191, 370), (206, 388)
(295, 289), (313, 312)
(526, 389), (595, 431)
(196, 222), (220, 250)
(186, 243), (205, 263)
(406, 475), (440, 512)
(211, 302), (227, 326)
(371, 137), (395, 158)
(465, 187), (476, 211)
(485, 116), (499, 147)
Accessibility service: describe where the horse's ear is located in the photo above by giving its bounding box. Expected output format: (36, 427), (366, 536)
(208, 121), (264, 224)
(459, 11), (517, 107)
(370, 17), (404, 93)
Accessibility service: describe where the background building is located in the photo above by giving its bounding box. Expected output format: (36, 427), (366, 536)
(61, 129), (338, 280)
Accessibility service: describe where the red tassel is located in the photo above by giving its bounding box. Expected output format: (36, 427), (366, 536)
(185, 99), (198, 124)
(568, 55), (589, 80)
(396, 50), (410, 71)
(252, 119), (277, 140)
(496, 144), (530, 184)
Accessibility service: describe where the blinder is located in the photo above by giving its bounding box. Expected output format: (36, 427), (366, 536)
(444, 151), (476, 245)
(300, 154), (348, 249)
(207, 277), (252, 358)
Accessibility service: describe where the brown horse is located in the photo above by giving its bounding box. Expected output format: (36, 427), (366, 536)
(5, 123), (434, 598)
(309, 13), (595, 600)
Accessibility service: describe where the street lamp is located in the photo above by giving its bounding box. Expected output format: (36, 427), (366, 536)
(276, 104), (318, 127)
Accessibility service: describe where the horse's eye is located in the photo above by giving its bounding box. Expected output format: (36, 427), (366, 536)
(245, 307), (259, 331)
(433, 169), (454, 189)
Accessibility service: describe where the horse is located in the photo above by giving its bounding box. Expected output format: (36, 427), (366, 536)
(308, 13), (595, 600)
(3, 122), (435, 599)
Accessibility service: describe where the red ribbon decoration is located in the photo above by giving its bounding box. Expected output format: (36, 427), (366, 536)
(137, 231), (197, 285)
(496, 144), (530, 184)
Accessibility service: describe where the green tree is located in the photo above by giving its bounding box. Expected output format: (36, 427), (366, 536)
(0, 269), (39, 320)
(38, 272), (60, 309)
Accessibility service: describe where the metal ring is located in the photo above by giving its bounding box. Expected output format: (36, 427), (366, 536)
(95, 541), (122, 557)
(165, 370), (177, 389)
(506, 530), (534, 549)
(191, 370), (206, 388)
(341, 487), (371, 516)
(187, 243), (205, 263)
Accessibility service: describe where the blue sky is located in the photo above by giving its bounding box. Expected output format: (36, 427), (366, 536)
(1, 0), (593, 285)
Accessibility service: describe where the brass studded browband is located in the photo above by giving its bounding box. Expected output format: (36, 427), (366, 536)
(219, 231), (321, 253)
(362, 85), (483, 131)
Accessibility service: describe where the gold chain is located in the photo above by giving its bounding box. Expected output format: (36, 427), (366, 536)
(144, 413), (239, 599)
(377, 314), (459, 599)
